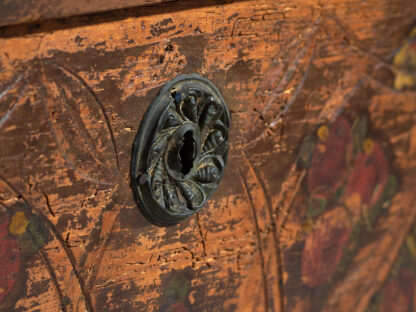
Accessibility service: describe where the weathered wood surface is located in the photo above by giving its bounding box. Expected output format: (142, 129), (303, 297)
(0, 0), (416, 311)
(0, 0), (175, 27)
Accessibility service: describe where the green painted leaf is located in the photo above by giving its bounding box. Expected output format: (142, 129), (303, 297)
(381, 175), (398, 202)
(167, 274), (190, 302)
(368, 175), (398, 226)
(307, 196), (327, 219)
(297, 135), (315, 169)
(19, 215), (48, 253)
(333, 185), (346, 202)
(351, 115), (368, 155)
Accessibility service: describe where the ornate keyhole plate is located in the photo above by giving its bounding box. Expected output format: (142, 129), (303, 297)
(131, 74), (231, 224)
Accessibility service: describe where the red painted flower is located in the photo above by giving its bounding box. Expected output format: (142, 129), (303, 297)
(345, 140), (388, 216)
(411, 39), (416, 53)
(307, 116), (351, 194)
(379, 269), (415, 312)
(301, 207), (351, 287)
(0, 213), (21, 303)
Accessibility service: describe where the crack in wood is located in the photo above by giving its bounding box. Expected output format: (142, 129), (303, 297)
(43, 193), (55, 217)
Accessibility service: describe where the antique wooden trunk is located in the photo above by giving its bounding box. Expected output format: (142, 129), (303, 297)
(1, 0), (416, 311)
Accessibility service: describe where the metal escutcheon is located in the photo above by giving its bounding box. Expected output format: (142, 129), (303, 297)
(131, 74), (231, 225)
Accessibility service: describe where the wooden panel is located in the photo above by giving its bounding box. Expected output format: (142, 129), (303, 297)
(0, 0), (415, 311)
(0, 0), (175, 27)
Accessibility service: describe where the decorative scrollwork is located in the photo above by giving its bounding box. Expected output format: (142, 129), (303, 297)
(131, 74), (230, 224)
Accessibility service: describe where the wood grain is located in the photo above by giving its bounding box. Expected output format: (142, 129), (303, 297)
(0, 0), (415, 311)
(0, 0), (175, 27)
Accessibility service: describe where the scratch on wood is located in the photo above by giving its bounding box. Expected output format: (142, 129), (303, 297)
(269, 44), (317, 127)
(85, 209), (119, 292)
(230, 17), (250, 37)
(246, 38), (317, 149)
(262, 33), (318, 117)
(196, 213), (207, 257)
(0, 75), (23, 99)
(43, 193), (55, 217)
(0, 82), (28, 128)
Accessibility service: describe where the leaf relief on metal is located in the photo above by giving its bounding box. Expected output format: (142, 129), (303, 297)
(131, 74), (230, 224)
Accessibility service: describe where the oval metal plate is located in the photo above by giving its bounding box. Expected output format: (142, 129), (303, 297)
(131, 74), (231, 224)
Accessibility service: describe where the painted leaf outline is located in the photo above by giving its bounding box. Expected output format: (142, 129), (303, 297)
(0, 73), (29, 129)
(256, 25), (319, 117)
(41, 62), (119, 185)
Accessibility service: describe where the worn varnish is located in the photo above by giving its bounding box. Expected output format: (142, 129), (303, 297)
(0, 0), (175, 27)
(0, 0), (416, 311)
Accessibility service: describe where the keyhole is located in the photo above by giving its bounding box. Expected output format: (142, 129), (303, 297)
(178, 130), (196, 175)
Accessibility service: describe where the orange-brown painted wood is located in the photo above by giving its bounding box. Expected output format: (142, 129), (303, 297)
(0, 0), (175, 27)
(0, 0), (415, 311)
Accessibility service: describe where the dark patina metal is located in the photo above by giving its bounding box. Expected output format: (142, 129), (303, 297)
(131, 74), (231, 224)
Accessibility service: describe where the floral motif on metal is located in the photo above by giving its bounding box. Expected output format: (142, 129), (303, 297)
(131, 74), (231, 224)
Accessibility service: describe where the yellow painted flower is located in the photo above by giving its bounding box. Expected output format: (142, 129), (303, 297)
(302, 218), (315, 235)
(406, 234), (416, 259)
(363, 138), (374, 155)
(393, 27), (416, 90)
(8, 211), (29, 235)
(317, 125), (329, 141)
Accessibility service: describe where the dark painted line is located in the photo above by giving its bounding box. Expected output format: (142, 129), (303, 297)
(239, 168), (270, 312)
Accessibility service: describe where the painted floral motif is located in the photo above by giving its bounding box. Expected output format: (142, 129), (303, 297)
(160, 272), (192, 312)
(301, 206), (351, 287)
(307, 116), (351, 194)
(165, 301), (190, 312)
(345, 140), (389, 217)
(298, 114), (397, 288)
(0, 213), (20, 303)
(0, 210), (47, 304)
(300, 116), (352, 218)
